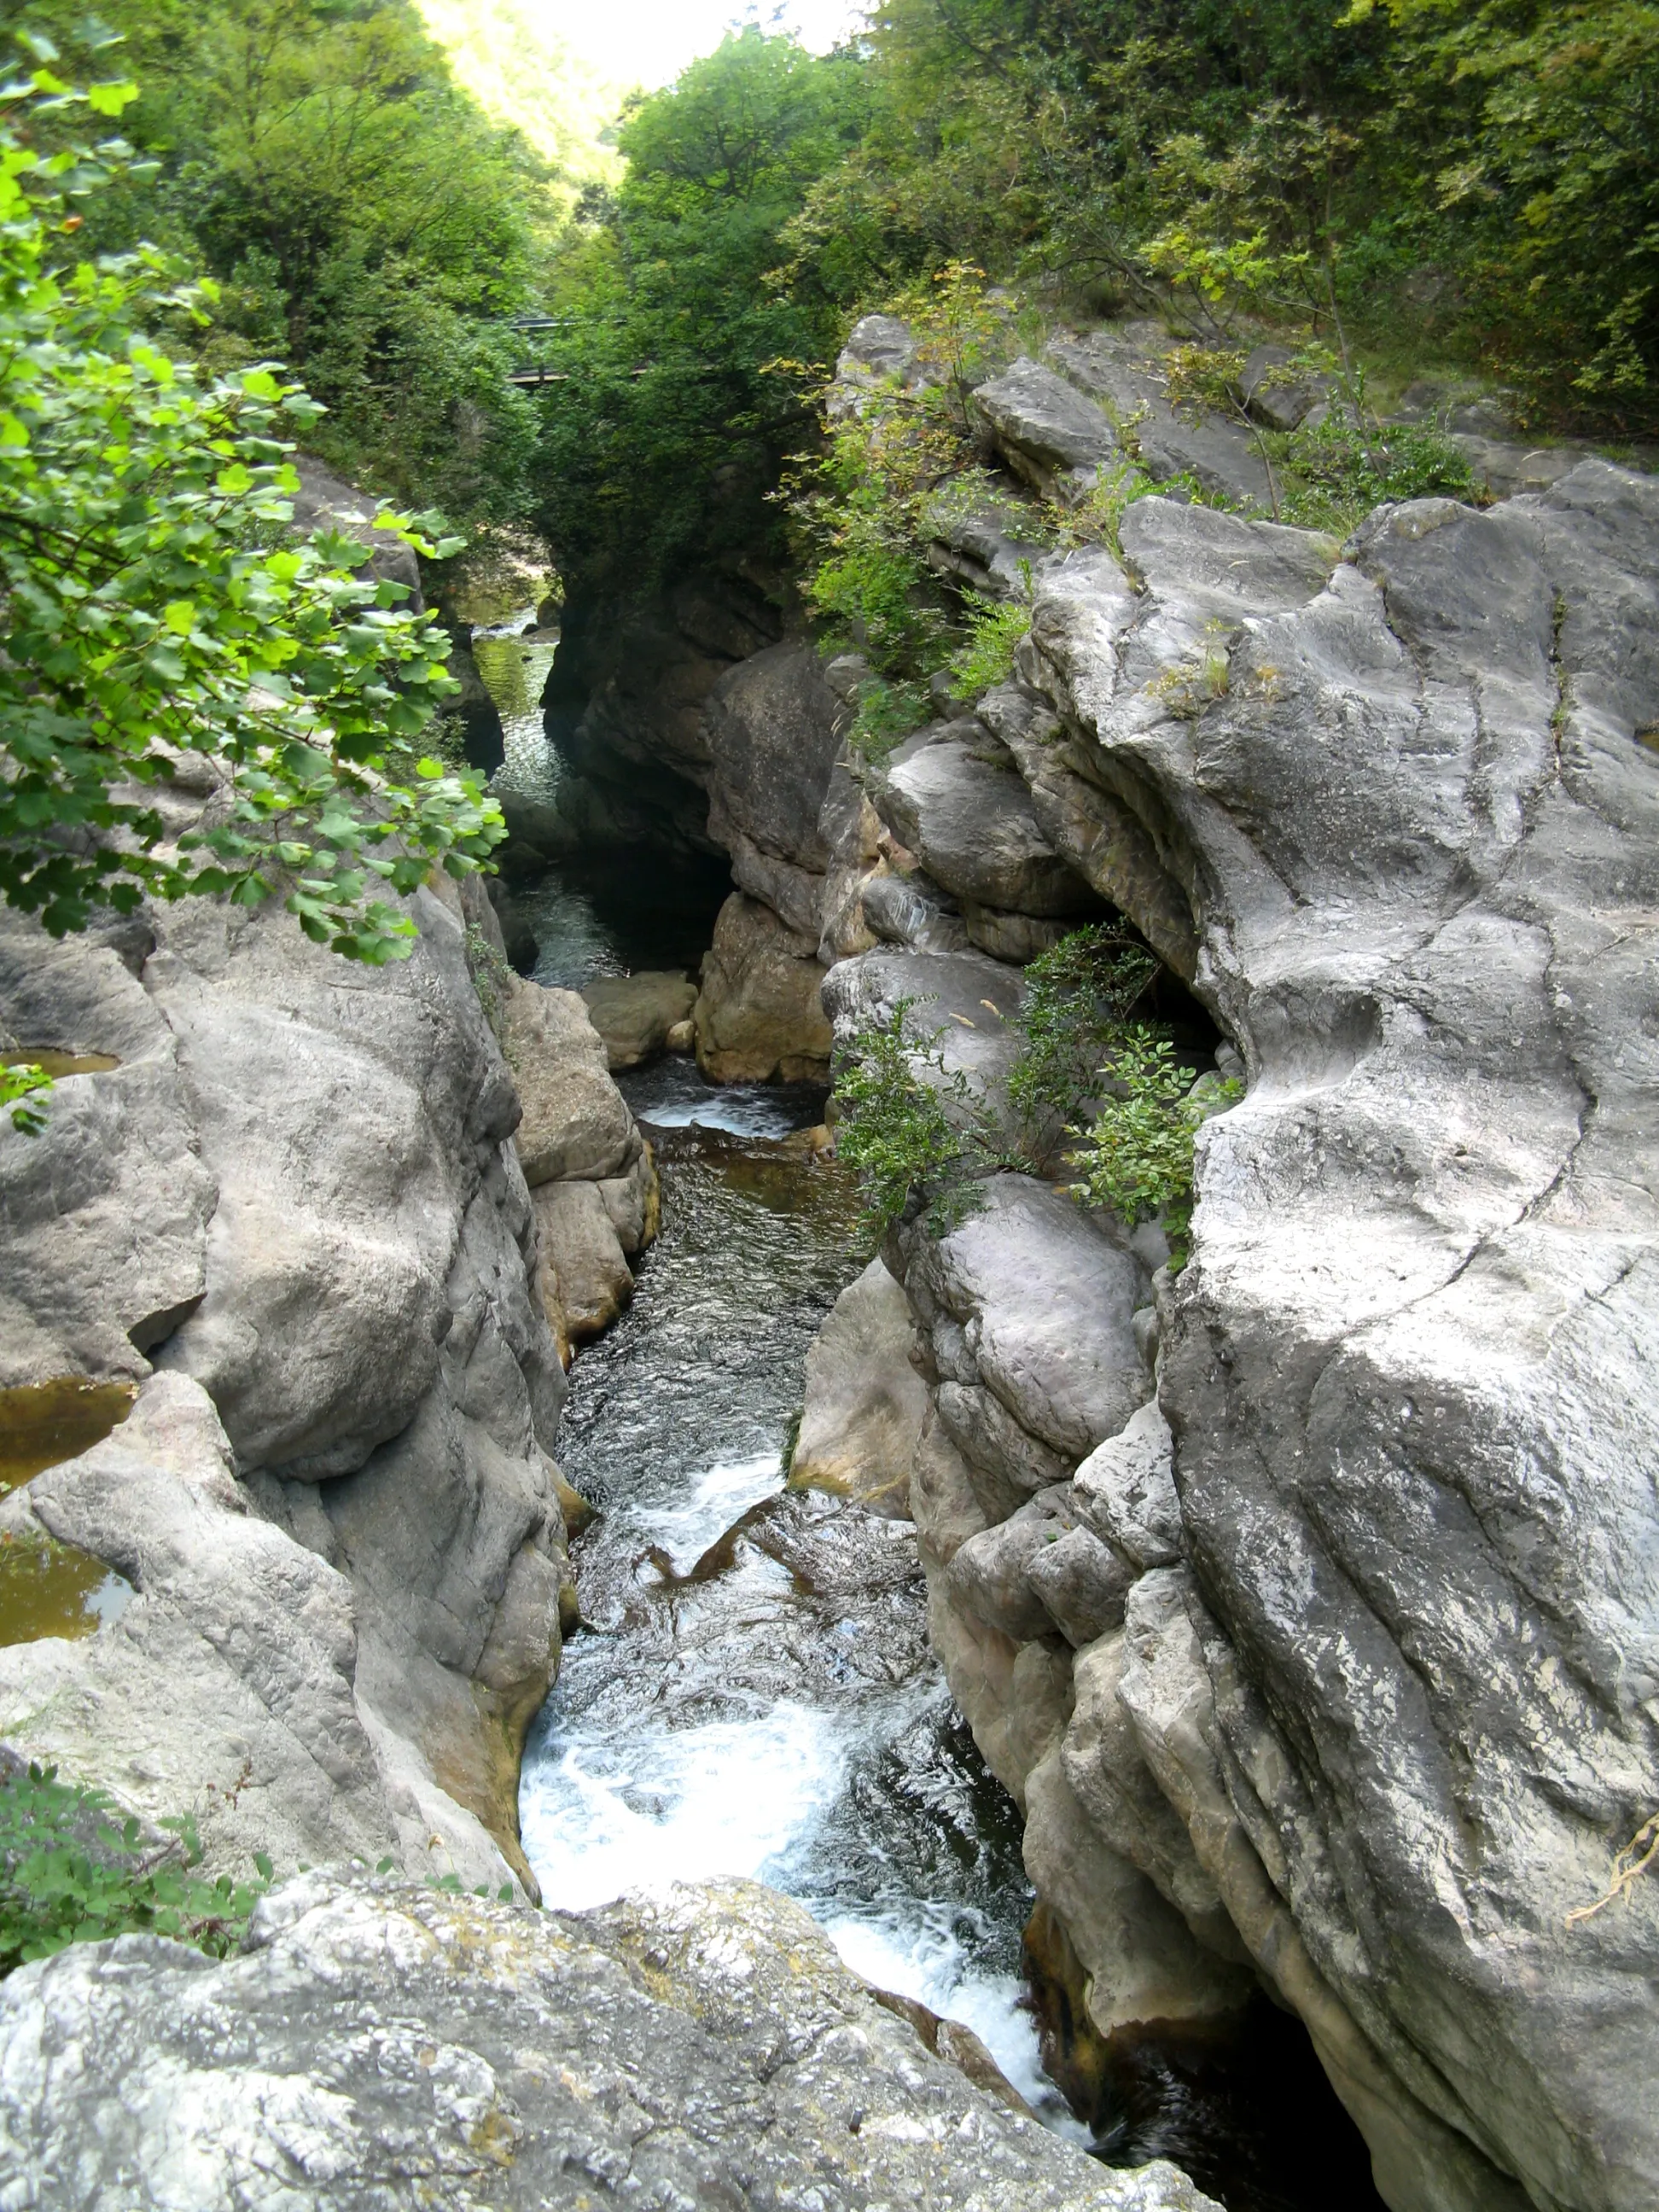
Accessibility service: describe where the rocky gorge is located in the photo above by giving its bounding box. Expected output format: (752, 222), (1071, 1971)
(512, 313), (1659, 2211)
(0, 300), (1656, 2212)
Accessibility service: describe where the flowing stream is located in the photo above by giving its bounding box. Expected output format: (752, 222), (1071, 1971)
(484, 621), (1387, 2212)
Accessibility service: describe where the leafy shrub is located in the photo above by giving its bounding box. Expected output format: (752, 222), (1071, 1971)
(833, 998), (998, 1235)
(1066, 1028), (1242, 1269)
(1007, 926), (1159, 1136)
(1277, 410), (1480, 533)
(0, 47), (504, 961)
(945, 591), (1033, 700)
(0, 1761), (271, 1976)
(1, 1064), (52, 1136)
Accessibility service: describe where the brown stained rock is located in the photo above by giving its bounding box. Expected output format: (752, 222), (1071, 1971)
(693, 892), (833, 1082)
(580, 972), (697, 1071)
(790, 1255), (926, 1517)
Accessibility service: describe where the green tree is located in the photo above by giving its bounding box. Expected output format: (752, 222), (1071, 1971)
(18, 0), (551, 527)
(529, 29), (867, 603)
(0, 48), (503, 959)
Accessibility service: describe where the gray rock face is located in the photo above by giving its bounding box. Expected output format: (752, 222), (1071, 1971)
(0, 869), (647, 1898)
(791, 1256), (927, 1516)
(290, 454), (424, 604)
(1044, 326), (1272, 511)
(693, 892), (833, 1081)
(0, 923), (214, 1384)
(1007, 463), (1659, 2211)
(870, 721), (1101, 920)
(972, 358), (1121, 503)
(507, 981), (640, 1187)
(905, 1178), (1149, 1464)
(0, 1872), (1220, 2212)
(704, 640), (846, 876)
(1240, 345), (1330, 433)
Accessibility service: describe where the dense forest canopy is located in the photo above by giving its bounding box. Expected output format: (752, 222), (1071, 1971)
(9, 0), (1657, 608)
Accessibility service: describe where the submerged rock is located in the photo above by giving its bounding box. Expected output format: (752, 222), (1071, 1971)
(580, 971), (697, 1071)
(0, 1872), (1220, 2212)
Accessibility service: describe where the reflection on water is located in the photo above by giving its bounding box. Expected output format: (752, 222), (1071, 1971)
(480, 627), (731, 991)
(0, 1377), (138, 1645)
(519, 1104), (1080, 2125)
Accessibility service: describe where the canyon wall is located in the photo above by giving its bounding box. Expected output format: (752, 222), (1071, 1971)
(589, 315), (1659, 2212)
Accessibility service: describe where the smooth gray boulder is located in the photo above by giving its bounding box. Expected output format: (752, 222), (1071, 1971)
(1071, 1400), (1183, 1570)
(791, 1255), (927, 1516)
(904, 1176), (1149, 1464)
(821, 944), (1027, 1114)
(1045, 326), (1273, 510)
(0, 1873), (1220, 2212)
(870, 722), (1100, 919)
(1015, 462), (1659, 2212)
(0, 1377), (516, 1895)
(532, 1179), (636, 1345)
(579, 972), (697, 1070)
(703, 639), (845, 876)
(507, 981), (639, 1186)
(972, 357), (1121, 502)
(0, 920), (213, 1386)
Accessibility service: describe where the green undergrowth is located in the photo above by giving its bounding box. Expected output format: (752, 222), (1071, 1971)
(834, 927), (1241, 1264)
(0, 1763), (522, 1981)
(0, 1762), (271, 1976)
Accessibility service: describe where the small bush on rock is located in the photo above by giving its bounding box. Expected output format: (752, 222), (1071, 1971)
(1067, 1028), (1242, 1268)
(834, 998), (999, 1234)
(0, 1761), (271, 1976)
(1007, 925), (1160, 1138)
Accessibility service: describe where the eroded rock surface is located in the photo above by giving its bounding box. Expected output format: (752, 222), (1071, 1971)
(814, 458), (1659, 2212)
(0, 1873), (1220, 2212)
(0, 875), (648, 1899)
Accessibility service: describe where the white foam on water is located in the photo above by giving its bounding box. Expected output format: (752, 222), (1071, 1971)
(818, 1903), (1086, 2133)
(632, 1450), (782, 1565)
(520, 1699), (847, 1913)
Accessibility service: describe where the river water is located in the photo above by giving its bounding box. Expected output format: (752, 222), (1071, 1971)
(483, 621), (1388, 2212)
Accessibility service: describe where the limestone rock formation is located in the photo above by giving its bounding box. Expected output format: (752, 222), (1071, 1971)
(972, 357), (1122, 504)
(579, 971), (697, 1071)
(790, 1255), (927, 1516)
(692, 891), (833, 1082)
(814, 457), (1659, 2212)
(0, 1872), (1221, 2212)
(504, 978), (660, 1356)
(0, 878), (593, 1895)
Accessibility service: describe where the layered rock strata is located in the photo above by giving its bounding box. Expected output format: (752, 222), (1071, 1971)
(0, 871), (649, 1899)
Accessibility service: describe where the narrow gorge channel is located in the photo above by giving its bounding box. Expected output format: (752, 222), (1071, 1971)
(480, 620), (1384, 2212)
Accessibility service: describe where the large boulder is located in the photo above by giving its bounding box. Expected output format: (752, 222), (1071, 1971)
(1043, 326), (1273, 511)
(972, 358), (1121, 503)
(0, 921), (213, 1386)
(790, 1255), (928, 1516)
(693, 892), (833, 1082)
(1012, 463), (1659, 2212)
(0, 872), (590, 1898)
(869, 719), (1101, 928)
(580, 972), (697, 1071)
(0, 1872), (1220, 2212)
(703, 640), (846, 876)
(904, 1177), (1150, 1467)
(506, 981), (639, 1186)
